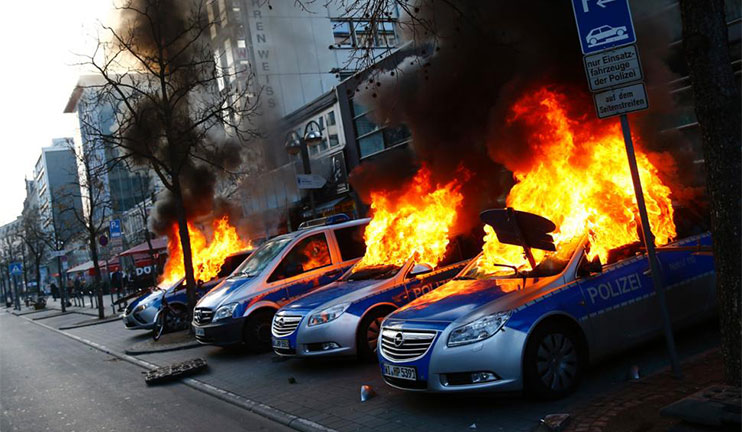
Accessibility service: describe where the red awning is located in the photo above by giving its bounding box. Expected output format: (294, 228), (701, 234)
(118, 237), (168, 257)
(66, 259), (121, 275)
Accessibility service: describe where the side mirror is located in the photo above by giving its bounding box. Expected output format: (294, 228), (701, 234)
(410, 263), (433, 277)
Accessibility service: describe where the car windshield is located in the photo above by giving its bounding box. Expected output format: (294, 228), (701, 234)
(458, 239), (580, 281)
(343, 264), (401, 281)
(231, 237), (293, 278)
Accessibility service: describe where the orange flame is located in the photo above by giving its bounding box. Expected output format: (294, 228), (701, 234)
(161, 216), (251, 286)
(356, 166), (464, 269)
(478, 88), (676, 274)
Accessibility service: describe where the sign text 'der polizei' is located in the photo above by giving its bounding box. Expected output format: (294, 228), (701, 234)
(593, 83), (648, 119)
(583, 45), (643, 91)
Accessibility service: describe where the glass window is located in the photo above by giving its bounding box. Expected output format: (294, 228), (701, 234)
(232, 236), (292, 278)
(329, 134), (340, 147)
(354, 114), (378, 136)
(354, 21), (375, 48)
(332, 20), (353, 47)
(268, 233), (331, 282)
(384, 125), (411, 146)
(359, 132), (385, 157)
(334, 225), (367, 261)
(326, 110), (336, 126)
(377, 22), (397, 47)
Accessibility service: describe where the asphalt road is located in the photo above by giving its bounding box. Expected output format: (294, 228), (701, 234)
(0, 313), (291, 432)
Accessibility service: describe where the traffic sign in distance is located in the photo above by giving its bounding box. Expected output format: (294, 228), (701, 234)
(110, 219), (122, 238)
(8, 262), (22, 276)
(593, 82), (649, 119)
(296, 174), (326, 190)
(571, 0), (637, 55)
(583, 45), (643, 91)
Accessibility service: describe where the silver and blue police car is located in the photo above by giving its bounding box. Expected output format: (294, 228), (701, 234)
(122, 249), (252, 331)
(192, 215), (370, 351)
(271, 256), (468, 360)
(378, 211), (715, 399)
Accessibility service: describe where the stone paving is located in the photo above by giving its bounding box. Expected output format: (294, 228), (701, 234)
(11, 307), (721, 432)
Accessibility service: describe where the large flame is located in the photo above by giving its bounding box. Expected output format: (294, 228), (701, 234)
(357, 166), (464, 269)
(478, 88), (676, 274)
(161, 216), (251, 286)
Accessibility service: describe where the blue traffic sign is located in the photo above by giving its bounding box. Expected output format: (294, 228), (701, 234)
(8, 262), (22, 276)
(110, 219), (122, 238)
(571, 0), (636, 54)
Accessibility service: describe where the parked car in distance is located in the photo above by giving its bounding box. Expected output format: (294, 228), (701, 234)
(191, 215), (370, 351)
(122, 249), (253, 331)
(378, 210), (715, 399)
(272, 250), (470, 361)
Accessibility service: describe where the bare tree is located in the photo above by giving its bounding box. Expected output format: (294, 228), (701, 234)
(20, 209), (49, 299)
(680, 0), (741, 385)
(61, 136), (113, 319)
(77, 0), (260, 317)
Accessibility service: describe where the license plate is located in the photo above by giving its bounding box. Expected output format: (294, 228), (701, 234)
(272, 337), (289, 349)
(383, 363), (417, 381)
(194, 327), (205, 337)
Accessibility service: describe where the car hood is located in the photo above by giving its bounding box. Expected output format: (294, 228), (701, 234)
(281, 279), (387, 313)
(387, 278), (526, 324)
(131, 289), (163, 309)
(195, 276), (256, 309)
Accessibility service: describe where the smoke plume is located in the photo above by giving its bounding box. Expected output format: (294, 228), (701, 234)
(352, 0), (704, 233)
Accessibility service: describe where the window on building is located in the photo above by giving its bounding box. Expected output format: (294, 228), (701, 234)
(352, 99), (412, 158)
(330, 19), (398, 49)
(207, 3), (217, 39)
(332, 20), (353, 47)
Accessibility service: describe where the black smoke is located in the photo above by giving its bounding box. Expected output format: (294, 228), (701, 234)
(351, 0), (702, 233)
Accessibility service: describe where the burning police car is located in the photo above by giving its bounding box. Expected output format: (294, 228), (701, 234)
(192, 215), (370, 350)
(378, 209), (715, 398)
(122, 249), (252, 331)
(271, 256), (468, 360)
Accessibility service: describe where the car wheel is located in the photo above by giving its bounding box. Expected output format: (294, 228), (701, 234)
(152, 310), (167, 341)
(617, 29), (625, 36)
(243, 309), (275, 353)
(523, 322), (584, 399)
(589, 38), (598, 46)
(357, 308), (392, 362)
(166, 305), (189, 331)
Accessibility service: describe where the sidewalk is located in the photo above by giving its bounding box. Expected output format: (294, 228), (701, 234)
(9, 309), (723, 432)
(564, 349), (729, 432)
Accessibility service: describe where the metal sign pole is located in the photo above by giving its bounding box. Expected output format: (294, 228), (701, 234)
(619, 114), (681, 378)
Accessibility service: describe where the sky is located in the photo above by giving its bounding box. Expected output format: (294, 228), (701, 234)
(0, 1), (113, 226)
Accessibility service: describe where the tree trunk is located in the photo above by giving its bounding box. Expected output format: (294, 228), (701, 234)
(173, 178), (198, 322)
(89, 234), (106, 319)
(680, 0), (741, 385)
(34, 261), (41, 299)
(57, 255), (66, 313)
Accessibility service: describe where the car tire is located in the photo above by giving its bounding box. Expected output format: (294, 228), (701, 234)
(523, 322), (585, 400)
(589, 38), (598, 46)
(243, 309), (275, 353)
(356, 308), (392, 362)
(166, 305), (189, 332)
(617, 29), (625, 36)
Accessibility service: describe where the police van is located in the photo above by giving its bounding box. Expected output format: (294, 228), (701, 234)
(192, 215), (370, 350)
(378, 209), (715, 398)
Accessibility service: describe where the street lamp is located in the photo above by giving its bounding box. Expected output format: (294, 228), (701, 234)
(285, 120), (323, 219)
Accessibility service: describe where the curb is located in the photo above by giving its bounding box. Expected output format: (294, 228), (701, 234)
(124, 341), (202, 355)
(32, 311), (77, 321)
(59, 316), (121, 330)
(18, 314), (337, 432)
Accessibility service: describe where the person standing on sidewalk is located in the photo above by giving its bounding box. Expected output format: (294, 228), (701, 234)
(50, 282), (58, 301)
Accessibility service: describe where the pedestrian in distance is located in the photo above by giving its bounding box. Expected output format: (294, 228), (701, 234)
(50, 282), (58, 301)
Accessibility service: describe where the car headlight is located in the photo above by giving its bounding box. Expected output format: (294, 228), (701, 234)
(214, 303), (239, 321)
(447, 311), (512, 347)
(134, 302), (151, 313)
(308, 303), (350, 327)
